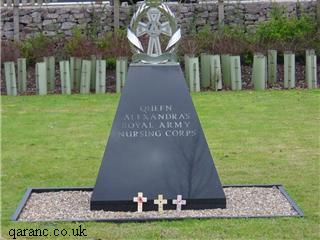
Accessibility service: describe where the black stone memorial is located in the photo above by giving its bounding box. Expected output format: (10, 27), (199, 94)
(91, 63), (226, 211)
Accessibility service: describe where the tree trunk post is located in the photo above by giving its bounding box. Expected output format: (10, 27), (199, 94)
(13, 0), (19, 42)
(114, 0), (120, 32)
(218, 0), (224, 26)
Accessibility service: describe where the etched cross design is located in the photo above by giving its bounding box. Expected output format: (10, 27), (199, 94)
(172, 195), (186, 211)
(133, 192), (147, 212)
(154, 194), (168, 212)
(136, 8), (172, 56)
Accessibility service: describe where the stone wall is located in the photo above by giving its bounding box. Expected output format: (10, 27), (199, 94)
(1, 1), (317, 40)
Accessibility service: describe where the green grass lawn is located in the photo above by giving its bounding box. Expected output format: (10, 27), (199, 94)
(2, 90), (320, 239)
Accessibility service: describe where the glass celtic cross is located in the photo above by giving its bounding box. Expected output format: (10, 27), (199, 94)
(136, 8), (172, 56)
(127, 0), (181, 63)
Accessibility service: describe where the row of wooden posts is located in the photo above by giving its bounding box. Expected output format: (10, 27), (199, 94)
(4, 56), (128, 96)
(185, 49), (318, 92)
(3, 49), (318, 96)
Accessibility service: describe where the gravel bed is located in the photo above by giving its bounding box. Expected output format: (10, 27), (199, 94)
(18, 187), (298, 221)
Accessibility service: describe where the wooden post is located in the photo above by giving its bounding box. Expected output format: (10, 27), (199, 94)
(188, 57), (200, 92)
(306, 49), (317, 89)
(116, 58), (127, 93)
(59, 61), (71, 94)
(230, 56), (242, 91)
(13, 0), (19, 42)
(192, 62), (197, 92)
(200, 53), (211, 88)
(70, 57), (75, 90)
(221, 54), (231, 89)
(316, 0), (320, 32)
(17, 58), (27, 93)
(116, 59), (121, 93)
(4, 62), (17, 96)
(210, 55), (222, 91)
(184, 55), (190, 87)
(95, 59), (106, 93)
(75, 58), (82, 91)
(70, 57), (82, 91)
(267, 50), (277, 85)
(35, 62), (47, 95)
(80, 60), (91, 94)
(284, 52), (295, 89)
(90, 55), (97, 91)
(44, 56), (55, 92)
(252, 53), (266, 90)
(114, 0), (120, 32)
(121, 58), (127, 88)
(218, 0), (225, 26)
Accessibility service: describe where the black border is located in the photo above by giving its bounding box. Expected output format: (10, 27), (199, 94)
(11, 184), (304, 222)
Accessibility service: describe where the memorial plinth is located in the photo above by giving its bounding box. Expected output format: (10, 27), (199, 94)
(91, 63), (226, 211)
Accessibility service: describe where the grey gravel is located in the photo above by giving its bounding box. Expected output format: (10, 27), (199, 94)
(18, 187), (298, 221)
